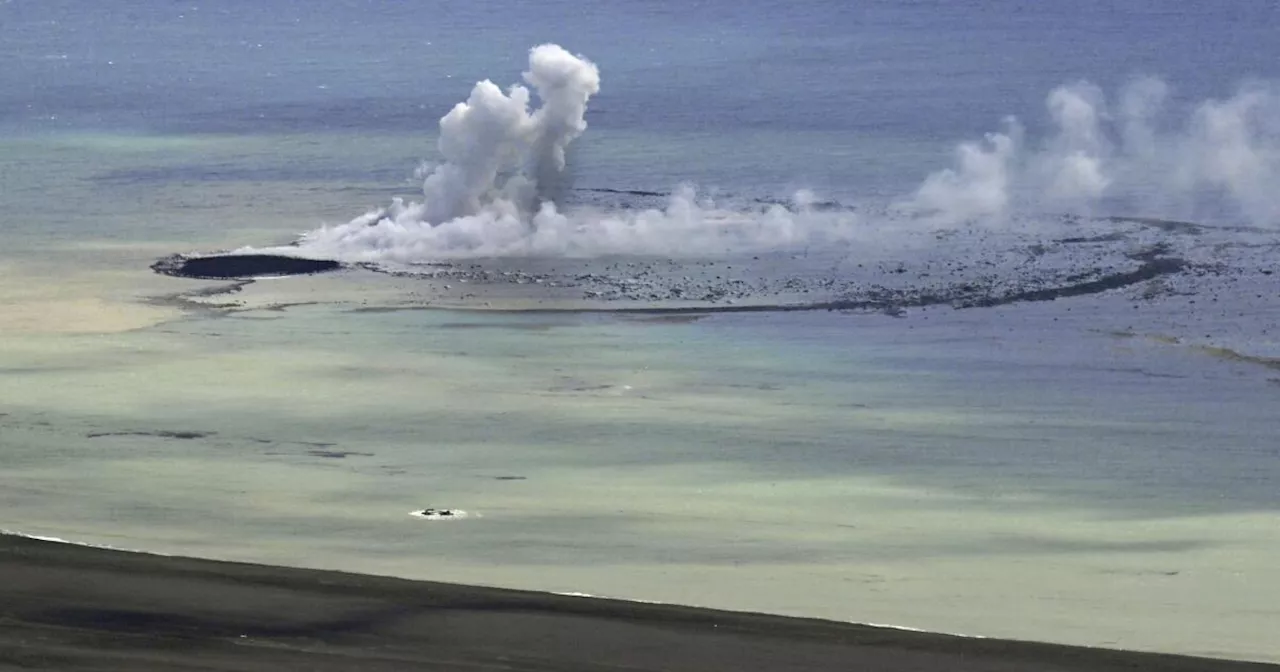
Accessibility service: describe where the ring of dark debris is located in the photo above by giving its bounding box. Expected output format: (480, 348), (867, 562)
(152, 254), (342, 280)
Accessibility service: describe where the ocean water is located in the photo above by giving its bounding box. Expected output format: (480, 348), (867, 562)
(3, 0), (1280, 662)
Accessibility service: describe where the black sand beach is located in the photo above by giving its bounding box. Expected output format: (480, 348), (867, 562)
(1, 535), (1274, 671)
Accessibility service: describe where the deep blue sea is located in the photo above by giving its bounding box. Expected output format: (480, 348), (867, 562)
(6, 0), (1279, 192)
(2, 0), (1279, 662)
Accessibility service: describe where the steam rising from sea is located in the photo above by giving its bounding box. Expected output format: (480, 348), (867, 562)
(270, 45), (1277, 262)
(912, 77), (1280, 226)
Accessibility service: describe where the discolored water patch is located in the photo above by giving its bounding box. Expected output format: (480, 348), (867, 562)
(1194, 345), (1280, 371)
(306, 449), (375, 459)
(86, 430), (213, 440)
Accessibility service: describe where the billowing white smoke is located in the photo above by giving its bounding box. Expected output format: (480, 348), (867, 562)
(294, 44), (858, 261)
(910, 118), (1021, 223)
(287, 47), (1279, 263)
(317, 187), (863, 260)
(402, 43), (596, 224)
(908, 78), (1280, 226)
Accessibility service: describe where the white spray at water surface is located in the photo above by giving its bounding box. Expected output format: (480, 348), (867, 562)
(288, 44), (864, 261)
(276, 48), (1279, 264)
(908, 78), (1280, 226)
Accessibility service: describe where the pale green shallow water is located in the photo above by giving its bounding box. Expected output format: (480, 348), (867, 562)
(2, 134), (1279, 662)
(5, 0), (1280, 659)
(3, 299), (1280, 661)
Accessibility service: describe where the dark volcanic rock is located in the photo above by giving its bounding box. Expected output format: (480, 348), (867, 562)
(152, 254), (341, 280)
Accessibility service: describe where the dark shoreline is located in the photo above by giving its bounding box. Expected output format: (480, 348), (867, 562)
(1, 534), (1274, 671)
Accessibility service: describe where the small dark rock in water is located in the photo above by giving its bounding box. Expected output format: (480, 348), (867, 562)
(152, 254), (341, 280)
(412, 508), (470, 520)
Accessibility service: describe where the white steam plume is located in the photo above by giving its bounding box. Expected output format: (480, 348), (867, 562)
(908, 79), (1280, 226)
(293, 44), (862, 261)
(418, 43), (599, 223)
(283, 48), (1279, 264)
(910, 118), (1021, 223)
(301, 187), (860, 261)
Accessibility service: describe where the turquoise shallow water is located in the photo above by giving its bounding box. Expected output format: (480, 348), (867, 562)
(3, 0), (1280, 662)
(3, 297), (1279, 660)
(0, 128), (1278, 659)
